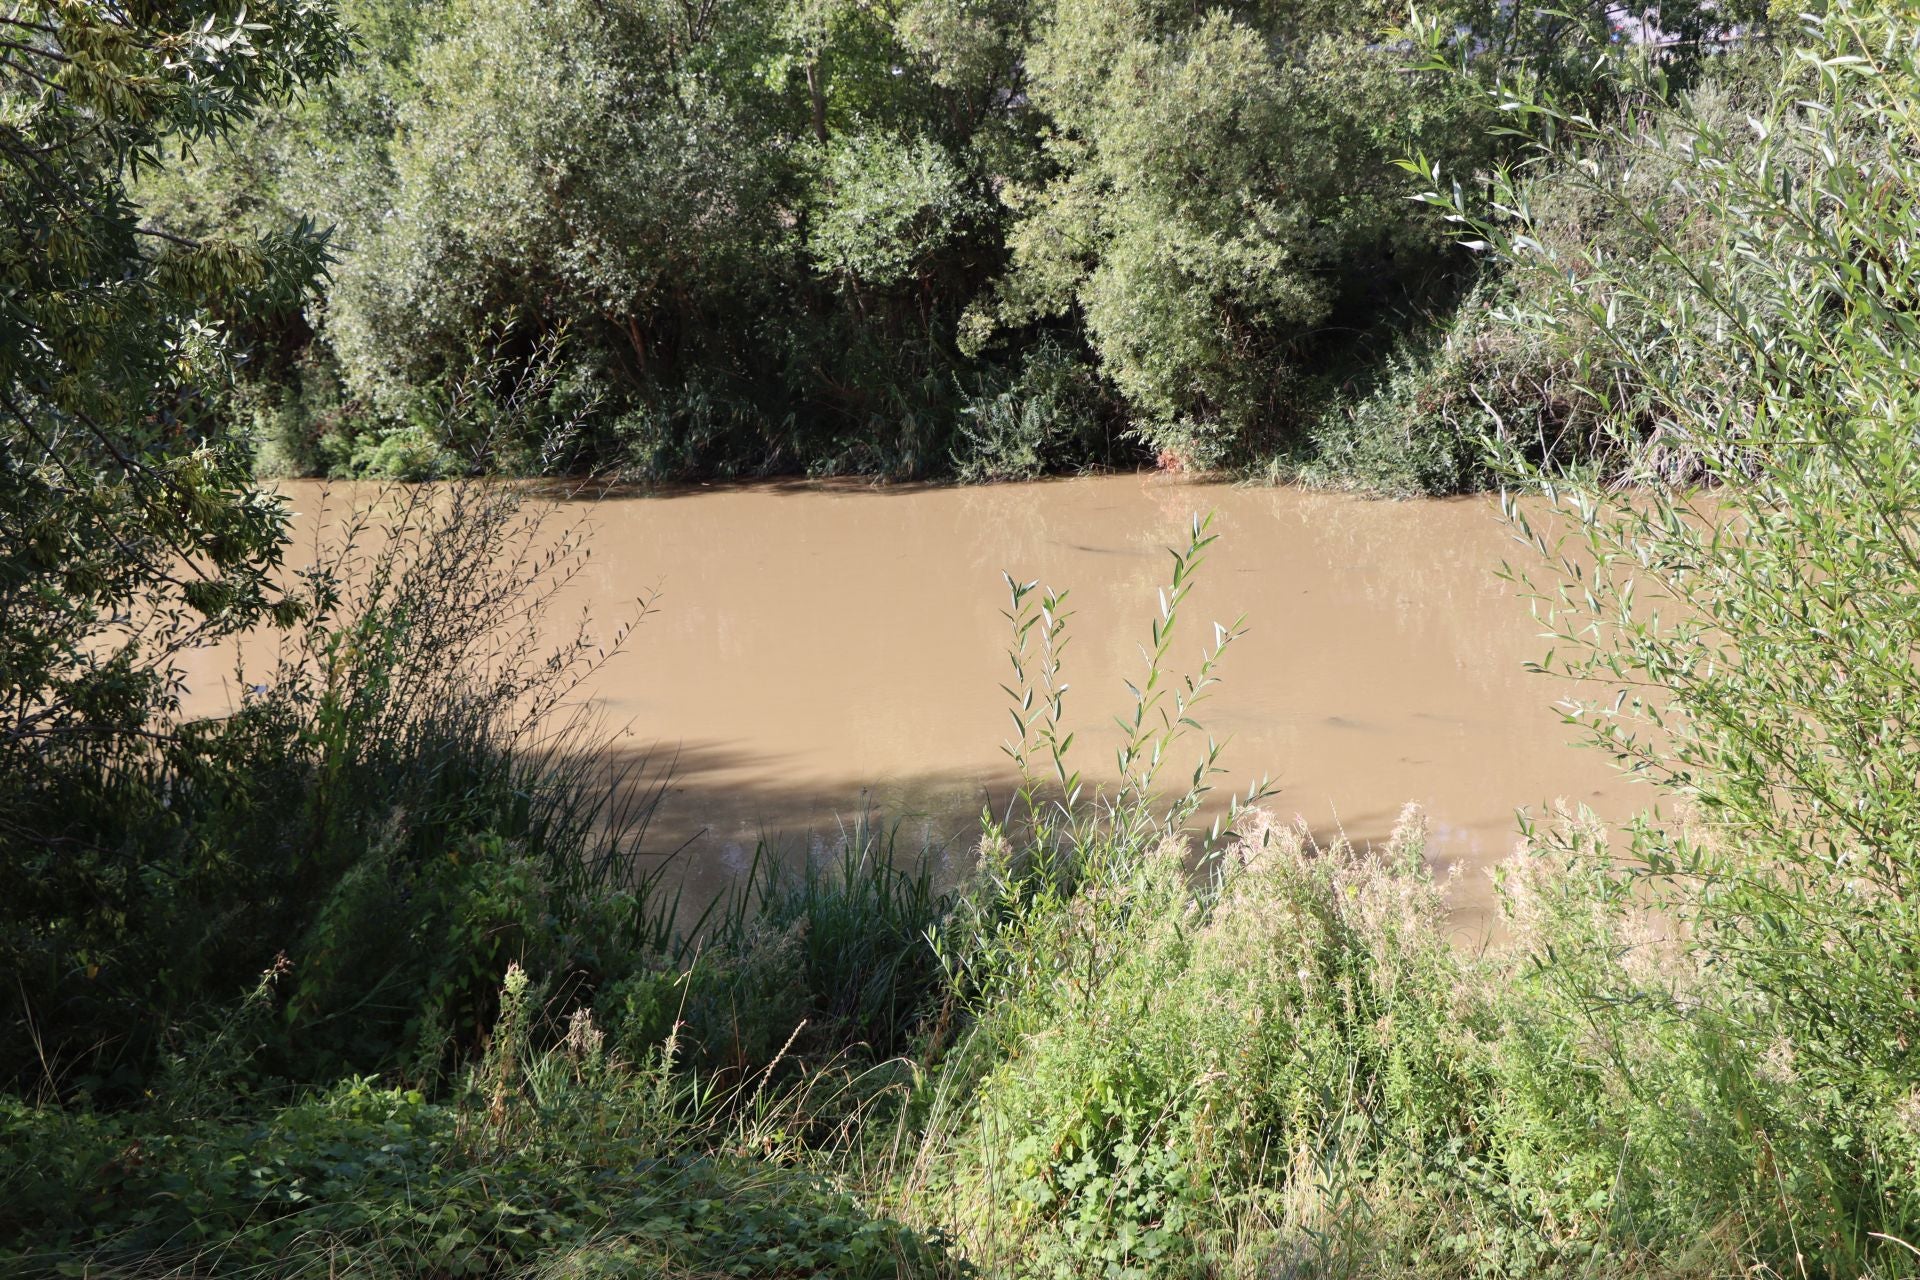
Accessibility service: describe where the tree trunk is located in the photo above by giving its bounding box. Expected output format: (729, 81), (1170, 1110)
(806, 55), (828, 145)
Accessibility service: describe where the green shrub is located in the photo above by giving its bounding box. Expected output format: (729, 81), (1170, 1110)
(301, 0), (1018, 482)
(129, 0), (1786, 486)
(1276, 319), (1494, 496)
(1414, 2), (1920, 1268)
(0, 483), (659, 1098)
(930, 812), (1481, 1276)
(1392, 38), (1807, 485)
(952, 337), (1118, 482)
(809, 132), (984, 290)
(969, 0), (1702, 472)
(0, 981), (957, 1279)
(603, 829), (951, 1085)
(349, 421), (464, 479)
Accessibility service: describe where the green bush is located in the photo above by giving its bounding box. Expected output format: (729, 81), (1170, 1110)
(0, 995), (956, 1279)
(0, 484), (661, 1098)
(603, 829), (951, 1086)
(952, 337), (1116, 482)
(293, 0), (1023, 481)
(1386, 39), (1802, 486)
(1274, 317), (1494, 496)
(928, 812), (1478, 1276)
(1411, 1), (1920, 1269)
(129, 0), (1787, 487)
(809, 132), (984, 290)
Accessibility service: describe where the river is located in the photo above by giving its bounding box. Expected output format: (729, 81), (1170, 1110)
(181, 473), (1632, 935)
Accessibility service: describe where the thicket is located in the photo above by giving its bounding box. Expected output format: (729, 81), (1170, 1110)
(17, 0), (1920, 1277)
(139, 0), (1774, 488)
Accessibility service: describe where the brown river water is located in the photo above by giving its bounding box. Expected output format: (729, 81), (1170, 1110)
(179, 473), (1634, 935)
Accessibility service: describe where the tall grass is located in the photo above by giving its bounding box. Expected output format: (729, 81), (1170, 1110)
(0, 962), (957, 1279)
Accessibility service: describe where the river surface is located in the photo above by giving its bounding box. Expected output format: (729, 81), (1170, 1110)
(181, 474), (1632, 933)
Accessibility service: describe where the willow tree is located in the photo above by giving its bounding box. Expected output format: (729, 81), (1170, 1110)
(0, 0), (344, 772)
(1418, 4), (1920, 1262)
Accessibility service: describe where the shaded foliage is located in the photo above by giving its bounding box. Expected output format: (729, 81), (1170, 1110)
(138, 0), (1784, 486)
(1, 0), (345, 774)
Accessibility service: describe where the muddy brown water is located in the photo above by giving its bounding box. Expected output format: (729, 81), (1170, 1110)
(179, 473), (1635, 935)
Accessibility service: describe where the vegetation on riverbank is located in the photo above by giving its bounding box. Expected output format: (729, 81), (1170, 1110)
(134, 0), (1776, 490)
(11, 0), (1920, 1276)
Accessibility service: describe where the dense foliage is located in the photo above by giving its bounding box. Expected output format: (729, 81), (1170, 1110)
(140, 0), (1774, 486)
(21, 0), (1920, 1277)
(1, 0), (343, 783)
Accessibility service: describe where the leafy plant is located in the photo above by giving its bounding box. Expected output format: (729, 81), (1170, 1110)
(0, 968), (960, 1279)
(1, 0), (345, 772)
(1415, 1), (1920, 1267)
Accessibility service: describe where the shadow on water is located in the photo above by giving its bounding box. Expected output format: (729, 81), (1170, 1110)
(562, 730), (1554, 946)
(197, 473), (1636, 945)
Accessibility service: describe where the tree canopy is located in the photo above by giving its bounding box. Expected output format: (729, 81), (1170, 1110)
(129, 0), (1777, 487)
(2, 0), (345, 770)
